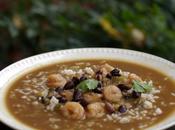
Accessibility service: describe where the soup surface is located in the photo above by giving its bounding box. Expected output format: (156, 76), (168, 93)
(6, 60), (175, 130)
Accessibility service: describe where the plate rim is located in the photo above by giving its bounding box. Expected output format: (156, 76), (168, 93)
(0, 47), (175, 130)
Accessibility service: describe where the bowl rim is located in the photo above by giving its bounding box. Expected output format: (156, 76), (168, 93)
(0, 47), (175, 130)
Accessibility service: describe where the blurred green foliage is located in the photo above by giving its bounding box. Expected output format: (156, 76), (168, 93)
(0, 0), (175, 68)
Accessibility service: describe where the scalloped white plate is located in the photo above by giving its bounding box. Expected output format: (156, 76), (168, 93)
(0, 48), (175, 130)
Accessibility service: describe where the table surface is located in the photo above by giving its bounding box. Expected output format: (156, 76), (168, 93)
(0, 122), (175, 130)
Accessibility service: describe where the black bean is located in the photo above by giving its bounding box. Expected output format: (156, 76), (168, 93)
(96, 70), (103, 75)
(96, 74), (102, 81)
(132, 91), (141, 98)
(73, 89), (83, 102)
(118, 105), (127, 113)
(106, 73), (112, 79)
(57, 97), (67, 103)
(105, 102), (115, 114)
(93, 87), (103, 93)
(55, 87), (64, 94)
(117, 84), (131, 91)
(123, 95), (132, 100)
(97, 82), (102, 88)
(110, 69), (121, 77)
(79, 76), (87, 82)
(95, 70), (103, 81)
(64, 77), (80, 90)
(80, 99), (88, 107)
(72, 77), (80, 86)
(93, 82), (103, 93)
(64, 81), (75, 90)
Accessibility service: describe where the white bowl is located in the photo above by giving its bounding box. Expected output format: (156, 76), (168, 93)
(0, 48), (175, 130)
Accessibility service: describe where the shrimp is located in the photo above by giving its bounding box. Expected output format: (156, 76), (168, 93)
(117, 73), (142, 86)
(100, 63), (114, 77)
(61, 90), (73, 101)
(83, 92), (102, 103)
(47, 74), (66, 88)
(103, 85), (122, 103)
(61, 102), (85, 120)
(87, 102), (106, 118)
(128, 73), (142, 83)
(101, 63), (114, 72)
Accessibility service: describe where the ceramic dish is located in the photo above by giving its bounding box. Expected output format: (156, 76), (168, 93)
(0, 48), (175, 130)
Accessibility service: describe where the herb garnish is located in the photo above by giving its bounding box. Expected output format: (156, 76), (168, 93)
(132, 80), (153, 93)
(76, 79), (99, 92)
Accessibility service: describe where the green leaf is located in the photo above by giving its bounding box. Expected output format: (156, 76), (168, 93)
(26, 28), (38, 38)
(132, 80), (153, 93)
(9, 23), (19, 38)
(0, 20), (7, 27)
(76, 79), (99, 92)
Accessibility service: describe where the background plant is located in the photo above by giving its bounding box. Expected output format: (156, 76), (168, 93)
(0, 0), (175, 69)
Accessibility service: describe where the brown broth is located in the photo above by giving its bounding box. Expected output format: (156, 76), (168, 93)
(5, 60), (175, 130)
